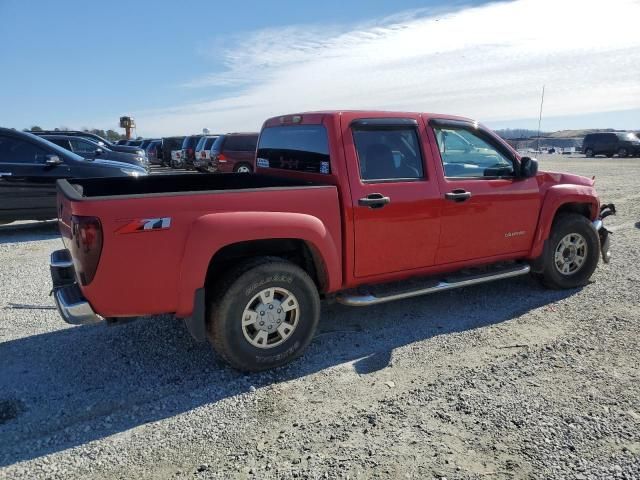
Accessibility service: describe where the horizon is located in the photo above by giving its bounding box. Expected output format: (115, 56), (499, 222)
(1, 0), (639, 136)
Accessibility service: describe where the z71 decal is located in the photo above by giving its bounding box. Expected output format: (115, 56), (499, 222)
(116, 217), (171, 234)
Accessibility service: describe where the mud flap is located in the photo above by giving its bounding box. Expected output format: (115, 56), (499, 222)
(183, 288), (207, 342)
(599, 228), (611, 264)
(598, 203), (615, 264)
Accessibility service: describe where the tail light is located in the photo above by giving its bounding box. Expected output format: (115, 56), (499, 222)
(187, 148), (194, 157)
(70, 215), (103, 285)
(201, 150), (206, 159)
(216, 153), (227, 163)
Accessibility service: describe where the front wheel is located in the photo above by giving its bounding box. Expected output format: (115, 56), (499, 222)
(535, 213), (600, 289)
(618, 148), (628, 158)
(208, 258), (320, 371)
(584, 148), (594, 157)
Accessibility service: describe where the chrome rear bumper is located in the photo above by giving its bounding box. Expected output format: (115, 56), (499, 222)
(50, 249), (100, 325)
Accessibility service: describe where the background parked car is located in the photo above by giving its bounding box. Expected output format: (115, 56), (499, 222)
(207, 133), (258, 173)
(193, 135), (218, 171)
(43, 135), (149, 170)
(139, 139), (159, 151)
(176, 135), (204, 170)
(583, 132), (640, 157)
(0, 128), (147, 223)
(30, 130), (146, 157)
(126, 139), (144, 147)
(146, 140), (163, 165)
(161, 136), (184, 167)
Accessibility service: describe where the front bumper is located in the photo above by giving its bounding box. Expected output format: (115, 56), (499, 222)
(593, 203), (616, 263)
(50, 249), (101, 325)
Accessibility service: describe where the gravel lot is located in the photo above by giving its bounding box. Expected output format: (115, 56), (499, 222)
(1, 155), (639, 479)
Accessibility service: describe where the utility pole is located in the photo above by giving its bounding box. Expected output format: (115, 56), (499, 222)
(536, 85), (545, 152)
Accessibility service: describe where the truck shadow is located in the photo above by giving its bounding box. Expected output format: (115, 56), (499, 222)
(0, 221), (59, 245)
(0, 275), (579, 466)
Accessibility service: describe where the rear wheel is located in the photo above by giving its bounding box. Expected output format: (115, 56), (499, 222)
(234, 163), (253, 173)
(208, 258), (320, 371)
(584, 148), (594, 157)
(536, 213), (600, 289)
(618, 148), (628, 158)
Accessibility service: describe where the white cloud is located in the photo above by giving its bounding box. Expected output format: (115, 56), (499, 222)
(130, 0), (640, 136)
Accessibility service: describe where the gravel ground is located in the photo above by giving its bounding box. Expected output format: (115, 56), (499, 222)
(0, 155), (639, 479)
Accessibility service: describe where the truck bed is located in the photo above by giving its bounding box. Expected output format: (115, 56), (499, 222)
(56, 173), (342, 319)
(59, 173), (322, 199)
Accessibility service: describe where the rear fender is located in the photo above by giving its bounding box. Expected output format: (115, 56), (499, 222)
(176, 212), (341, 317)
(528, 185), (599, 259)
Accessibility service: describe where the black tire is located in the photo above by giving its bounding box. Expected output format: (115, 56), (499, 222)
(208, 257), (320, 371)
(536, 213), (600, 289)
(233, 163), (253, 173)
(606, 153), (613, 158)
(584, 148), (594, 157)
(617, 148), (628, 158)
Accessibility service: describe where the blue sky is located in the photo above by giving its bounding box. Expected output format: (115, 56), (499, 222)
(1, 0), (639, 136)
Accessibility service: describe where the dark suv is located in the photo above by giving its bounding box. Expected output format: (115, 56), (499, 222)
(583, 132), (640, 158)
(205, 133), (258, 173)
(0, 128), (147, 223)
(161, 136), (185, 167)
(175, 135), (204, 169)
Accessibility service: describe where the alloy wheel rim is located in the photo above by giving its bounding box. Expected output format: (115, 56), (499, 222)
(237, 166), (250, 173)
(241, 287), (299, 349)
(554, 233), (587, 276)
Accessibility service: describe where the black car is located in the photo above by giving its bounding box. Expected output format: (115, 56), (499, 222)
(161, 136), (185, 166)
(42, 135), (149, 170)
(179, 135), (204, 169)
(146, 140), (163, 165)
(583, 132), (640, 158)
(126, 139), (144, 147)
(29, 130), (146, 157)
(139, 139), (158, 151)
(0, 128), (147, 224)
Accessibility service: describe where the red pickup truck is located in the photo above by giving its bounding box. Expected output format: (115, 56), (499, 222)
(50, 111), (615, 371)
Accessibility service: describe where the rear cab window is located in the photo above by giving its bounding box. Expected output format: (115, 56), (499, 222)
(257, 126), (330, 174)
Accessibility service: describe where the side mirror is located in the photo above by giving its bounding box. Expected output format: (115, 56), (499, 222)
(95, 148), (104, 156)
(45, 155), (63, 166)
(520, 156), (538, 178)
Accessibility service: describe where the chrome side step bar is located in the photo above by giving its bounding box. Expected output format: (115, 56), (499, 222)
(336, 263), (531, 307)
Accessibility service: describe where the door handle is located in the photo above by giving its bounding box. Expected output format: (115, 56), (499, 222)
(444, 189), (472, 203)
(358, 193), (391, 209)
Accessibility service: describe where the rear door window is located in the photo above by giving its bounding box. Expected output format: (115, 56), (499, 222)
(224, 135), (258, 152)
(352, 125), (424, 181)
(257, 126), (330, 173)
